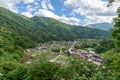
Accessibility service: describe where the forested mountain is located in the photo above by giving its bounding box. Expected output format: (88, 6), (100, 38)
(86, 22), (114, 31)
(0, 7), (110, 53)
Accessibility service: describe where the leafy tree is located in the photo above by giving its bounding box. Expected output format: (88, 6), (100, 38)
(25, 57), (64, 80)
(94, 39), (115, 53)
(51, 48), (60, 52)
(0, 61), (27, 80)
(112, 8), (120, 48)
(5, 65), (27, 80)
(109, 0), (120, 49)
(65, 57), (100, 80)
(102, 50), (120, 80)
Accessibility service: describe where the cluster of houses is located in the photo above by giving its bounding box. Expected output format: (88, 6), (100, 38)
(25, 41), (103, 65)
(70, 49), (103, 65)
(25, 41), (74, 52)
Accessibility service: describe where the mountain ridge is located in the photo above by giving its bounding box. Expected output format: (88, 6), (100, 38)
(85, 22), (114, 31)
(0, 7), (110, 46)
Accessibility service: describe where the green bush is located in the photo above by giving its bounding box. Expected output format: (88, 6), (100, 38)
(25, 58), (64, 80)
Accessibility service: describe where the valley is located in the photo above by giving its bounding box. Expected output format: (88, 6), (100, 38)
(23, 40), (103, 66)
(0, 2), (120, 79)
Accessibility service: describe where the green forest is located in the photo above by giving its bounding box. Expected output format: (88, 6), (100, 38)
(0, 0), (120, 79)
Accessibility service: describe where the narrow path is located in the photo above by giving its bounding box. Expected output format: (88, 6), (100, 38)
(54, 54), (61, 61)
(68, 41), (76, 53)
(50, 54), (61, 62)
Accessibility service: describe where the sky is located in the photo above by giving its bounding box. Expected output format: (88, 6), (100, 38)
(0, 0), (120, 26)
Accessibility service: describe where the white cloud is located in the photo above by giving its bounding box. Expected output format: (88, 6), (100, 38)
(34, 2), (39, 6)
(26, 5), (33, 12)
(24, 0), (34, 4)
(35, 9), (59, 18)
(60, 15), (80, 25)
(64, 0), (120, 25)
(1, 0), (119, 26)
(0, 0), (80, 25)
(22, 12), (33, 17)
(0, 0), (35, 13)
(64, 0), (78, 9)
(0, 0), (22, 13)
(41, 0), (48, 10)
(41, 0), (54, 10)
(35, 9), (80, 25)
(48, 3), (54, 10)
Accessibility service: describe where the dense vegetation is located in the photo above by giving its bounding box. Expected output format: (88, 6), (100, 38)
(0, 7), (110, 43)
(112, 7), (120, 48)
(0, 6), (110, 60)
(74, 39), (116, 54)
(1, 51), (120, 80)
(0, 3), (120, 79)
(94, 39), (116, 53)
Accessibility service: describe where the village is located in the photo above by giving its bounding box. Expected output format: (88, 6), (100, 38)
(24, 40), (103, 66)
(68, 41), (103, 65)
(69, 48), (103, 65)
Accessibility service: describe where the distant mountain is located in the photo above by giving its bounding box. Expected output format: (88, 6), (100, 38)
(86, 23), (114, 31)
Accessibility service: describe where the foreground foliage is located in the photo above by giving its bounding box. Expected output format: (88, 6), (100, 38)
(0, 51), (120, 80)
(0, 2), (120, 79)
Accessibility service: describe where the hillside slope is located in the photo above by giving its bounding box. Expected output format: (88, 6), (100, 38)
(0, 7), (110, 48)
(32, 16), (110, 40)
